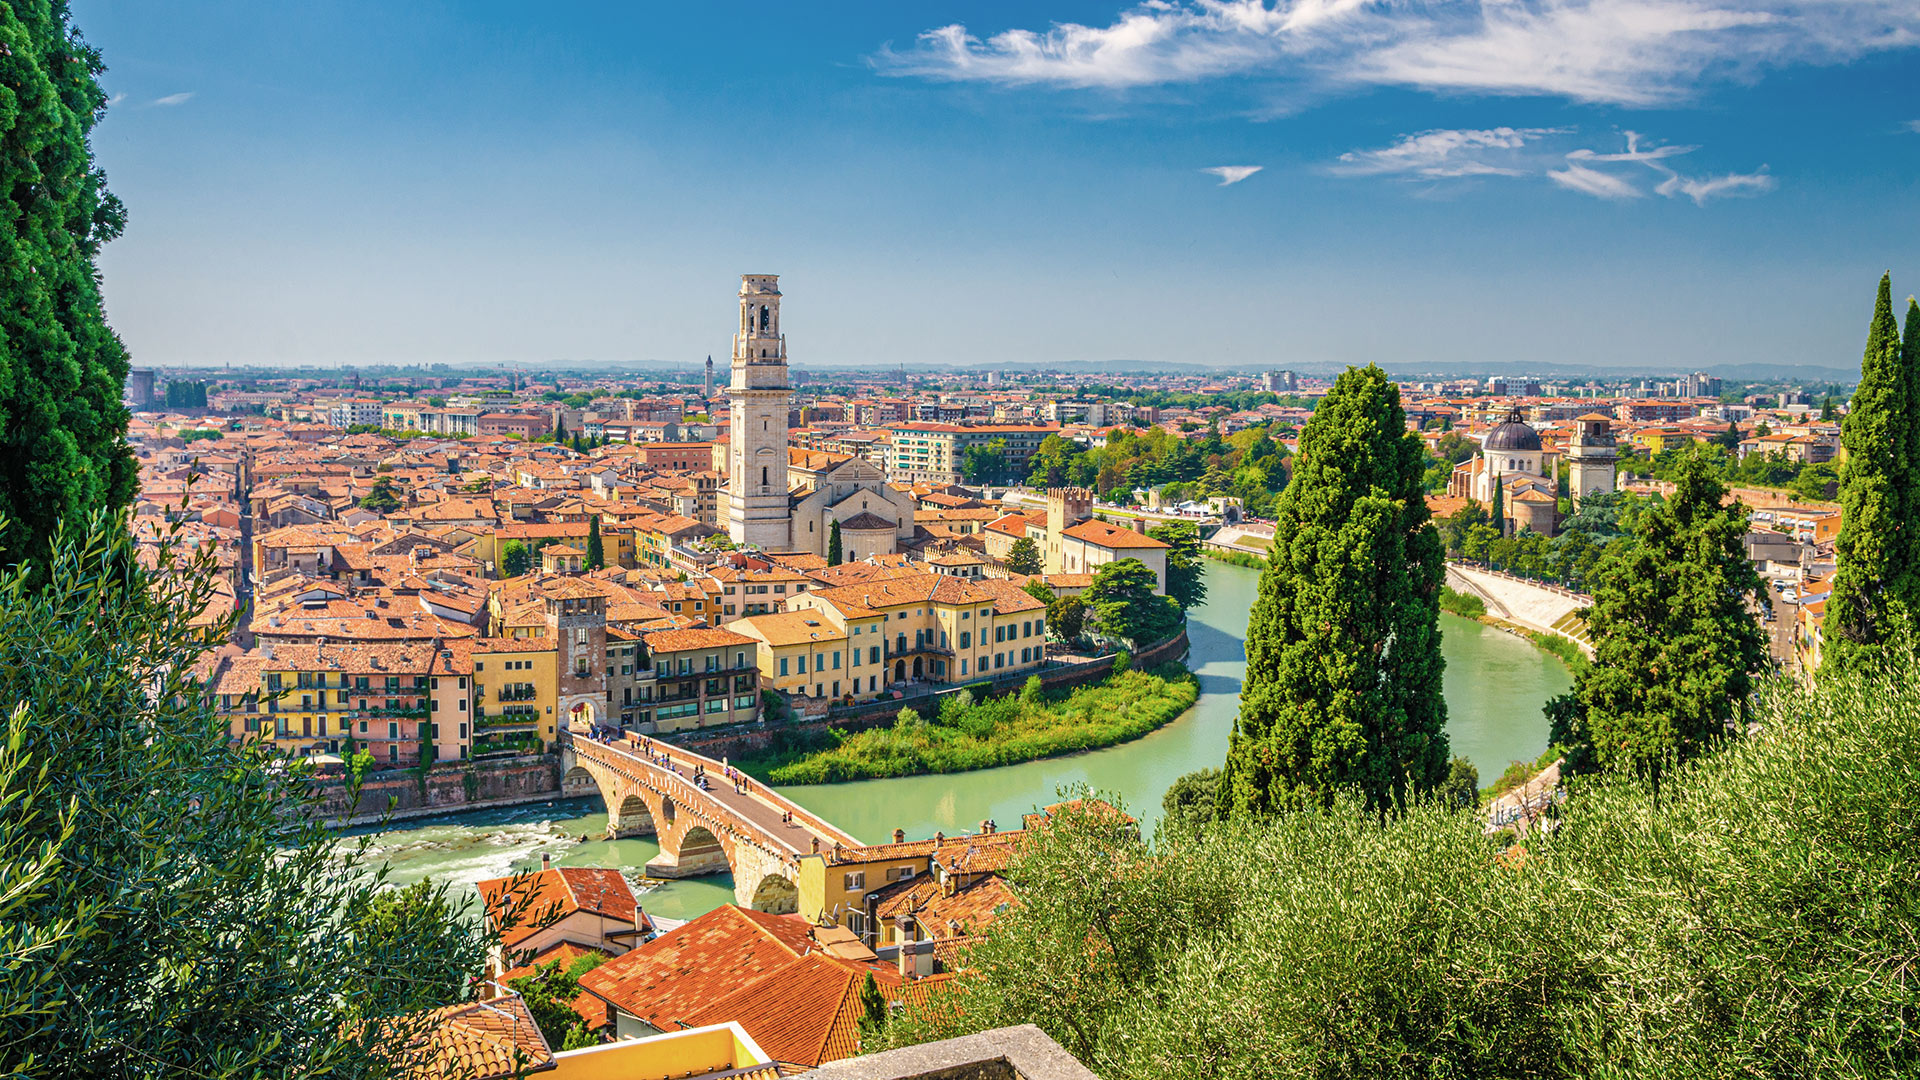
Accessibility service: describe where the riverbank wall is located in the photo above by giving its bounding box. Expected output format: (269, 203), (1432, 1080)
(310, 756), (560, 825)
(663, 629), (1192, 762)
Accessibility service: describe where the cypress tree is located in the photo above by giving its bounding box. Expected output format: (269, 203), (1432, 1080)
(1547, 450), (1769, 779)
(0, 1), (137, 569)
(827, 518), (843, 566)
(1824, 274), (1913, 673)
(1219, 364), (1447, 816)
(585, 516), (604, 570)
(1491, 473), (1505, 539)
(1901, 297), (1920, 619)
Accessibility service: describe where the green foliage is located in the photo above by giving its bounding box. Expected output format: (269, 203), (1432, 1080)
(164, 380), (209, 409)
(1437, 586), (1486, 619)
(1021, 674), (1045, 704)
(1048, 594), (1087, 642)
(508, 951), (611, 1050)
(1007, 535), (1043, 576)
(1159, 766), (1224, 834)
(1084, 558), (1183, 645)
(500, 539), (531, 578)
(739, 666), (1198, 784)
(1548, 451), (1769, 779)
(1222, 365), (1448, 817)
(0, 4), (137, 571)
(1025, 425), (1293, 516)
(1825, 276), (1920, 675)
(585, 515), (604, 570)
(891, 661), (1920, 1075)
(1020, 578), (1055, 606)
(857, 971), (889, 1049)
(358, 475), (403, 514)
(827, 517), (843, 566)
(1147, 520), (1207, 611)
(0, 514), (493, 1076)
(960, 437), (1015, 485)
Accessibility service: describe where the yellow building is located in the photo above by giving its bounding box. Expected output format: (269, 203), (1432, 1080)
(728, 609), (887, 705)
(212, 640), (454, 765)
(636, 627), (760, 733)
(471, 638), (559, 755)
(787, 572), (1047, 687)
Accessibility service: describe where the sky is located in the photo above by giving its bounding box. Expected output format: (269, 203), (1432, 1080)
(78, 0), (1920, 375)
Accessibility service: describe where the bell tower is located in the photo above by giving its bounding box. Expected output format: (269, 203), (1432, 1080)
(725, 274), (793, 549)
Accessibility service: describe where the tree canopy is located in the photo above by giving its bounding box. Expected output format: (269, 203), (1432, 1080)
(1147, 520), (1206, 611)
(0, 1), (137, 569)
(1083, 558), (1182, 645)
(1220, 364), (1447, 816)
(1547, 451), (1769, 779)
(1824, 274), (1920, 673)
(1007, 536), (1042, 576)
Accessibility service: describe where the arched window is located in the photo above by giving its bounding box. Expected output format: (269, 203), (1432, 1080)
(761, 466), (768, 486)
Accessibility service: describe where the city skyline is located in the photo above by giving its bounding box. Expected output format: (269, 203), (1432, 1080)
(81, 1), (1920, 371)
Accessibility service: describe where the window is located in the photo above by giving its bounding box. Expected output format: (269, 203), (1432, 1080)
(797, 655), (807, 674)
(959, 631), (971, 649)
(460, 699), (468, 711)
(843, 871), (866, 891)
(359, 720), (367, 733)
(832, 651), (841, 670)
(870, 646), (880, 664)
(431, 699), (440, 712)
(780, 657), (789, 677)
(388, 722), (398, 740)
(459, 723), (467, 739)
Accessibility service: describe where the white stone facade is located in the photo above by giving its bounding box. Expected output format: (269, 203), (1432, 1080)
(725, 275), (794, 550)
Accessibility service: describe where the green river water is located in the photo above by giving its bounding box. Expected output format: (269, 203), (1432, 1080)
(346, 562), (1570, 921)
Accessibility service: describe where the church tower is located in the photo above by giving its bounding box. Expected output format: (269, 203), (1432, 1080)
(1566, 413), (1618, 503)
(725, 275), (793, 549)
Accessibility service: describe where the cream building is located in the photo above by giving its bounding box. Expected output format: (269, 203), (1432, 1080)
(723, 275), (794, 550)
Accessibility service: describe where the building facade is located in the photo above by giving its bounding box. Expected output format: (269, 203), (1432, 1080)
(724, 275), (794, 549)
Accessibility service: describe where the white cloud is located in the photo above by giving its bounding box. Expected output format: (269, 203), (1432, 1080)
(1331, 126), (1558, 177)
(106, 92), (127, 107)
(1906, 119), (1920, 134)
(1548, 161), (1644, 199)
(1337, 127), (1773, 205)
(877, 1), (1920, 106)
(1656, 168), (1774, 204)
(152, 92), (194, 106)
(1204, 165), (1264, 185)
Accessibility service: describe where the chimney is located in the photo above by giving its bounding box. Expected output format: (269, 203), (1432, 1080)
(892, 828), (905, 844)
(540, 853), (551, 870)
(811, 837), (820, 854)
(1132, 516), (1147, 534)
(978, 819), (990, 834)
(933, 830), (943, 846)
(895, 916), (914, 979)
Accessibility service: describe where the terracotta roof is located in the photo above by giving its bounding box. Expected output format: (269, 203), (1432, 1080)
(476, 867), (641, 950)
(643, 626), (757, 653)
(1059, 519), (1170, 550)
(388, 993), (554, 1079)
(838, 511), (897, 531)
(732, 611), (847, 648)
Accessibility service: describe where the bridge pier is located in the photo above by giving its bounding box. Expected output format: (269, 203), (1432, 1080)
(608, 794), (657, 840)
(646, 826), (730, 879)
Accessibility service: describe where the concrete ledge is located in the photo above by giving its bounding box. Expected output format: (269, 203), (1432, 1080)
(795, 1025), (1097, 1080)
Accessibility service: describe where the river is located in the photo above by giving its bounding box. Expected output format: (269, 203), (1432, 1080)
(348, 562), (1570, 919)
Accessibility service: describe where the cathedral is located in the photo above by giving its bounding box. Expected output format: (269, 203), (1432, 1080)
(1448, 408), (1559, 536)
(719, 275), (914, 557)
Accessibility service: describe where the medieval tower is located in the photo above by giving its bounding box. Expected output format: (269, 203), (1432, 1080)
(725, 275), (793, 549)
(1566, 413), (1618, 503)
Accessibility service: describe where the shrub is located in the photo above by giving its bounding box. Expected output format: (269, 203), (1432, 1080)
(1437, 586), (1487, 619)
(889, 658), (1920, 1078)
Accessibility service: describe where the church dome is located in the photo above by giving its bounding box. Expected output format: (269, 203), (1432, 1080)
(1484, 409), (1542, 452)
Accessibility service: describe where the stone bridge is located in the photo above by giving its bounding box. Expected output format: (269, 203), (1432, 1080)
(1445, 562), (1594, 657)
(560, 731), (863, 914)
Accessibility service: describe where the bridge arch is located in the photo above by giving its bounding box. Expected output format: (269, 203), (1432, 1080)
(612, 793), (656, 838)
(560, 765), (598, 799)
(749, 872), (799, 915)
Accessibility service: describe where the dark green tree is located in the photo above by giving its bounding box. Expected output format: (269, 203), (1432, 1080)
(961, 438), (1011, 486)
(0, 515), (492, 1076)
(1547, 451), (1769, 778)
(358, 475), (402, 513)
(827, 517), (843, 566)
(1220, 364), (1448, 817)
(1902, 297), (1920, 621)
(1083, 558), (1182, 645)
(585, 516), (604, 570)
(1147, 521), (1207, 611)
(509, 951), (609, 1050)
(1022, 578), (1055, 606)
(1490, 473), (1506, 539)
(1824, 274), (1917, 673)
(1160, 766), (1224, 834)
(1820, 395), (1837, 421)
(501, 539), (532, 578)
(552, 413), (565, 440)
(856, 971), (889, 1049)
(0, 2), (137, 571)
(1007, 535), (1042, 575)
(1435, 757), (1480, 811)
(1048, 593), (1087, 643)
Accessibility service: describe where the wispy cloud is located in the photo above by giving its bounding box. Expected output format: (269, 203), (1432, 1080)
(1548, 161), (1644, 199)
(1335, 127), (1773, 204)
(1906, 119), (1920, 134)
(1204, 165), (1264, 185)
(106, 92), (127, 107)
(876, 1), (1920, 107)
(152, 92), (194, 106)
(1332, 127), (1559, 178)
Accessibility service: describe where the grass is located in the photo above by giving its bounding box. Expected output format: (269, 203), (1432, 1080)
(1438, 586), (1487, 619)
(736, 664), (1200, 784)
(1204, 549), (1268, 569)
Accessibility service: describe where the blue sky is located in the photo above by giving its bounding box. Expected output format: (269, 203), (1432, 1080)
(79, 1), (1920, 374)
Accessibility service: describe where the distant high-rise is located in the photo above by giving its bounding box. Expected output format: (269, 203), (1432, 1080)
(1260, 370), (1297, 393)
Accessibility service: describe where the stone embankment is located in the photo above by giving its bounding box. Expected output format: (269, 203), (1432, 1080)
(1444, 563), (1593, 658)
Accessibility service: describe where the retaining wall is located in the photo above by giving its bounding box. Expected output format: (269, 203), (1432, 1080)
(309, 756), (560, 824)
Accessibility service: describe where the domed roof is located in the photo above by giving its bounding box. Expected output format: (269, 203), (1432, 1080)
(1484, 409), (1542, 452)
